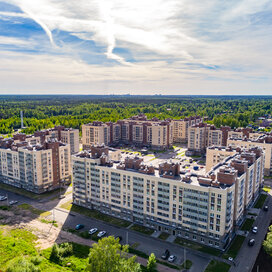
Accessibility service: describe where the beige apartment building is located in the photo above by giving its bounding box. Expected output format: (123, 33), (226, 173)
(82, 115), (174, 149)
(82, 122), (110, 149)
(0, 137), (71, 193)
(206, 146), (237, 172)
(172, 116), (202, 143)
(227, 134), (272, 176)
(32, 126), (79, 155)
(188, 124), (232, 154)
(72, 145), (264, 250)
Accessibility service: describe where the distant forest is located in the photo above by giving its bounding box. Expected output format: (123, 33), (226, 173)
(0, 95), (271, 135)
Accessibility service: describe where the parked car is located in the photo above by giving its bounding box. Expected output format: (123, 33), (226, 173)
(228, 257), (234, 262)
(89, 228), (98, 235)
(161, 249), (170, 260)
(252, 226), (258, 234)
(0, 196), (7, 201)
(263, 205), (269, 211)
(9, 200), (18, 205)
(75, 224), (84, 230)
(97, 231), (107, 238)
(248, 239), (255, 246)
(168, 255), (176, 263)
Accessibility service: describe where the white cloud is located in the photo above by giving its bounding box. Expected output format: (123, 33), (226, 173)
(0, 0), (272, 93)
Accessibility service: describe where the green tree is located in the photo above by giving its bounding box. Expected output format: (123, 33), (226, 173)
(263, 225), (272, 256)
(146, 253), (157, 272)
(87, 236), (141, 272)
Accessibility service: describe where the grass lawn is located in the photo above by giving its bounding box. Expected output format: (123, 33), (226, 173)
(0, 182), (67, 200)
(158, 232), (170, 240)
(61, 201), (131, 228)
(222, 235), (245, 259)
(130, 224), (154, 235)
(241, 218), (255, 231)
(254, 194), (268, 209)
(0, 226), (89, 271)
(174, 237), (221, 256)
(263, 186), (271, 193)
(18, 203), (51, 217)
(205, 260), (230, 272)
(181, 260), (193, 269)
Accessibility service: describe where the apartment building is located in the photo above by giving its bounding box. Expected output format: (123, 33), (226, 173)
(227, 134), (272, 176)
(172, 116), (202, 143)
(33, 126), (79, 155)
(0, 137), (71, 193)
(82, 122), (110, 149)
(188, 124), (232, 154)
(72, 145), (264, 250)
(82, 115), (173, 149)
(206, 146), (237, 172)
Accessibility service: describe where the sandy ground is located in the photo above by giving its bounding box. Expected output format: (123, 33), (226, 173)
(0, 208), (178, 272)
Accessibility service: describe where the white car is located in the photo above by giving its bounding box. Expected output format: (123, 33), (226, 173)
(9, 200), (18, 205)
(168, 255), (176, 263)
(97, 231), (107, 238)
(0, 196), (7, 201)
(89, 228), (98, 235)
(252, 226), (258, 234)
(228, 257), (234, 262)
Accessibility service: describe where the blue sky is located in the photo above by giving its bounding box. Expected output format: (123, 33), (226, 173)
(0, 0), (272, 95)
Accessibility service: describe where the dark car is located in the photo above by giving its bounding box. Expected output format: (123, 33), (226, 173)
(75, 224), (84, 230)
(248, 239), (255, 246)
(161, 249), (170, 260)
(263, 205), (269, 211)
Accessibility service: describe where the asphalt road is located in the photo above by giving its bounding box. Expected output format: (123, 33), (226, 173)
(51, 207), (210, 270)
(230, 194), (272, 272)
(0, 187), (210, 271)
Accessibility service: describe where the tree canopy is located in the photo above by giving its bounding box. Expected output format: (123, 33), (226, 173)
(263, 225), (272, 256)
(0, 95), (271, 134)
(87, 236), (141, 272)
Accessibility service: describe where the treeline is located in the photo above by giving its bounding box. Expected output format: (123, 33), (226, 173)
(0, 95), (271, 134)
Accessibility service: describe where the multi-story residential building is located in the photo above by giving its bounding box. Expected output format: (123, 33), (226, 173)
(188, 123), (210, 153)
(0, 137), (71, 193)
(227, 134), (272, 176)
(82, 115), (173, 149)
(33, 126), (79, 155)
(188, 124), (232, 154)
(206, 146), (238, 172)
(82, 122), (110, 149)
(172, 116), (202, 143)
(72, 145), (264, 250)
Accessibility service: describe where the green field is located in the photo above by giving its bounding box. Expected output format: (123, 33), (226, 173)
(0, 227), (89, 271)
(254, 194), (268, 209)
(205, 260), (230, 272)
(222, 235), (245, 259)
(241, 218), (255, 231)
(174, 237), (221, 256)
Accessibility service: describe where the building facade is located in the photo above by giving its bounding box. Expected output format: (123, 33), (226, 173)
(82, 115), (175, 149)
(72, 145), (264, 250)
(227, 134), (272, 176)
(0, 137), (71, 193)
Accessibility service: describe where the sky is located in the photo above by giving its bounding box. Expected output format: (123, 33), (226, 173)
(0, 0), (272, 95)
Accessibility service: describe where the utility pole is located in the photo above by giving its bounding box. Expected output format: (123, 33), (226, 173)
(184, 248), (186, 268)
